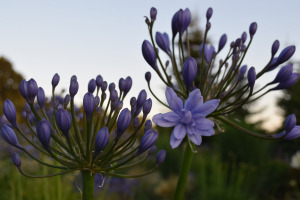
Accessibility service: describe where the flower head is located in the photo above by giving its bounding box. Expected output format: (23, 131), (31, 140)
(153, 87), (219, 148)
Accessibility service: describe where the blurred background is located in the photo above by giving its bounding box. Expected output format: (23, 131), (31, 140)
(1, 0), (300, 199)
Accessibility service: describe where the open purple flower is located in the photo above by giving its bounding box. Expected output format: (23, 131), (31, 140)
(152, 87), (220, 148)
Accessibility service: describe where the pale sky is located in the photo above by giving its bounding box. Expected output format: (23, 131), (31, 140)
(1, 0), (300, 131)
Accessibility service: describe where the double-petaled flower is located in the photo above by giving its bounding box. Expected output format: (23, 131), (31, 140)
(153, 87), (219, 148)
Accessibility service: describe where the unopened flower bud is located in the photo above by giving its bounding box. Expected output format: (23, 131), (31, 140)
(69, 80), (79, 99)
(165, 60), (169, 68)
(1, 125), (23, 149)
(25, 103), (31, 115)
(53, 100), (59, 110)
(116, 108), (131, 138)
(64, 94), (71, 108)
(133, 117), (140, 130)
(88, 79), (96, 93)
(145, 72), (151, 83)
(275, 45), (296, 65)
(94, 126), (109, 158)
(94, 96), (100, 108)
(156, 32), (170, 54)
(144, 120), (152, 133)
(206, 7), (213, 21)
(218, 34), (227, 52)
(182, 57), (197, 91)
(130, 97), (137, 109)
(247, 67), (256, 90)
(101, 81), (108, 92)
(3, 100), (17, 129)
(150, 7), (157, 22)
(12, 153), (22, 170)
(110, 90), (118, 103)
(148, 145), (156, 156)
(123, 76), (132, 97)
(83, 93), (95, 121)
(96, 75), (103, 88)
(241, 32), (247, 44)
(55, 108), (71, 138)
(206, 22), (211, 30)
(271, 64), (293, 84)
(52, 73), (60, 90)
(37, 87), (45, 109)
(272, 73), (299, 90)
(135, 129), (158, 156)
(285, 114), (296, 134)
(27, 79), (38, 104)
(249, 22), (257, 38)
(155, 150), (166, 168)
(142, 40), (157, 71)
(136, 90), (147, 111)
(36, 119), (52, 150)
(109, 83), (115, 92)
(238, 65), (248, 81)
(143, 99), (152, 118)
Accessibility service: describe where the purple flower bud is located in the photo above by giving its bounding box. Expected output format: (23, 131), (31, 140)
(238, 65), (248, 81)
(249, 22), (257, 38)
(241, 32), (247, 44)
(145, 72), (151, 83)
(3, 100), (17, 129)
(150, 7), (157, 21)
(230, 41), (235, 48)
(25, 102), (31, 115)
(64, 94), (71, 108)
(109, 83), (115, 92)
(267, 57), (279, 71)
(96, 75), (103, 88)
(27, 79), (38, 104)
(135, 129), (158, 156)
(36, 119), (52, 151)
(148, 145), (156, 156)
(200, 44), (215, 63)
(206, 7), (213, 21)
(271, 40), (280, 57)
(119, 78), (125, 93)
(53, 100), (59, 110)
(136, 90), (147, 111)
(241, 45), (246, 52)
(55, 108), (72, 138)
(142, 40), (157, 71)
(101, 81), (108, 92)
(130, 97), (137, 109)
(272, 73), (299, 90)
(271, 64), (293, 84)
(12, 153), (21, 170)
(284, 126), (300, 140)
(206, 22), (211, 30)
(144, 120), (152, 133)
(69, 80), (79, 99)
(275, 45), (296, 65)
(182, 57), (197, 91)
(19, 80), (28, 101)
(96, 107), (102, 115)
(172, 11), (179, 38)
(88, 79), (96, 93)
(143, 99), (152, 118)
(247, 67), (256, 90)
(155, 32), (170, 54)
(94, 126), (109, 158)
(235, 38), (242, 48)
(1, 125), (22, 149)
(117, 101), (123, 111)
(116, 108), (131, 138)
(83, 93), (95, 121)
(101, 92), (107, 101)
(155, 150), (166, 168)
(37, 87), (45, 109)
(52, 73), (60, 90)
(110, 90), (118, 103)
(133, 117), (140, 130)
(71, 75), (77, 82)
(123, 76), (132, 97)
(177, 8), (191, 34)
(218, 34), (227, 53)
(285, 114), (296, 134)
(94, 96), (100, 108)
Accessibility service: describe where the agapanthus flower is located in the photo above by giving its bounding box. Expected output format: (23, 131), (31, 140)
(153, 87), (219, 148)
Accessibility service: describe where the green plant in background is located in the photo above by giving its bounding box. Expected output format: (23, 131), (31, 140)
(142, 6), (299, 200)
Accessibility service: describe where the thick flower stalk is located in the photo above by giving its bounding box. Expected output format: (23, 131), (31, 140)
(1, 74), (166, 200)
(142, 6), (299, 200)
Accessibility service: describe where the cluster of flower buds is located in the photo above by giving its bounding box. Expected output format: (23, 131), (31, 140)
(1, 73), (166, 179)
(142, 7), (300, 148)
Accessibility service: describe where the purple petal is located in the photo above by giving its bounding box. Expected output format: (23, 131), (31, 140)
(174, 123), (186, 139)
(184, 89), (203, 113)
(163, 112), (181, 122)
(198, 99), (220, 116)
(180, 111), (192, 124)
(197, 127), (214, 136)
(186, 125), (197, 135)
(170, 131), (184, 149)
(152, 113), (178, 127)
(170, 96), (183, 114)
(187, 132), (202, 145)
(192, 113), (205, 124)
(195, 119), (214, 130)
(165, 87), (177, 107)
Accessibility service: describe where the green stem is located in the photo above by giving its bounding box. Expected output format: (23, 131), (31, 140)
(81, 170), (95, 200)
(173, 142), (194, 200)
